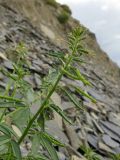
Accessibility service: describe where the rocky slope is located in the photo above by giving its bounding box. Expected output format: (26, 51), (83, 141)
(0, 0), (120, 159)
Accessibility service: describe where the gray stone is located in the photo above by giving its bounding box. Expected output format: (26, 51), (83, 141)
(90, 112), (99, 120)
(98, 141), (115, 154)
(87, 89), (103, 101)
(87, 134), (98, 149)
(32, 63), (42, 73)
(30, 99), (41, 114)
(24, 75), (35, 88)
(0, 72), (4, 80)
(61, 101), (74, 111)
(100, 120), (120, 137)
(100, 125), (120, 142)
(32, 59), (44, 66)
(40, 24), (55, 40)
(51, 92), (63, 129)
(20, 145), (29, 157)
(34, 73), (42, 87)
(113, 147), (120, 154)
(102, 134), (119, 148)
(66, 144), (84, 158)
(57, 152), (66, 160)
(71, 155), (86, 160)
(64, 122), (82, 150)
(46, 120), (69, 144)
(85, 112), (93, 127)
(3, 60), (13, 70)
(92, 119), (104, 134)
(108, 112), (120, 127)
(83, 101), (100, 113)
(0, 80), (6, 88)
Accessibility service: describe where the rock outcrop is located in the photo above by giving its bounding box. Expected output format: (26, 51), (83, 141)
(0, 0), (120, 159)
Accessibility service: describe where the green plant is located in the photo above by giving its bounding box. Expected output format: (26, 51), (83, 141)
(111, 154), (120, 160)
(57, 10), (70, 24)
(45, 0), (57, 7)
(0, 27), (96, 159)
(80, 145), (101, 160)
(61, 4), (72, 15)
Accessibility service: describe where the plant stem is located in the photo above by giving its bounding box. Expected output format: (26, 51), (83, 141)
(18, 53), (74, 144)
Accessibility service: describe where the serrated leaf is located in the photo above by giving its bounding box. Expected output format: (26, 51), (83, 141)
(41, 131), (65, 147)
(39, 133), (59, 160)
(0, 135), (11, 146)
(11, 140), (22, 160)
(50, 104), (72, 125)
(62, 88), (84, 110)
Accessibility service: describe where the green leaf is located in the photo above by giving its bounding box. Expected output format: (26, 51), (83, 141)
(11, 140), (22, 160)
(62, 67), (91, 86)
(0, 95), (24, 103)
(37, 113), (45, 131)
(75, 68), (92, 86)
(23, 155), (49, 160)
(41, 69), (58, 93)
(31, 134), (40, 155)
(0, 101), (26, 108)
(9, 107), (30, 132)
(39, 133), (59, 160)
(48, 51), (65, 59)
(73, 57), (85, 63)
(26, 88), (35, 104)
(78, 48), (89, 55)
(41, 131), (65, 147)
(1, 68), (17, 81)
(0, 123), (18, 138)
(30, 134), (50, 160)
(62, 68), (79, 80)
(62, 88), (84, 110)
(75, 87), (96, 103)
(50, 104), (72, 125)
(0, 135), (11, 146)
(0, 124), (11, 137)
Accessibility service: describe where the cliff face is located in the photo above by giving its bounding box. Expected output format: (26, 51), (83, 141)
(1, 0), (120, 81)
(0, 0), (120, 159)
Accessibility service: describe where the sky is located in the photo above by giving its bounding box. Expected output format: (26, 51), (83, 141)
(56, 0), (120, 66)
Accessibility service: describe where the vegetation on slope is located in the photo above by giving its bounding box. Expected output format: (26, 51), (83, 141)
(0, 27), (96, 160)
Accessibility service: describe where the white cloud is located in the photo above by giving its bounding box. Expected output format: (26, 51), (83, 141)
(114, 34), (120, 40)
(57, 0), (120, 9)
(101, 5), (109, 11)
(56, 0), (97, 5)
